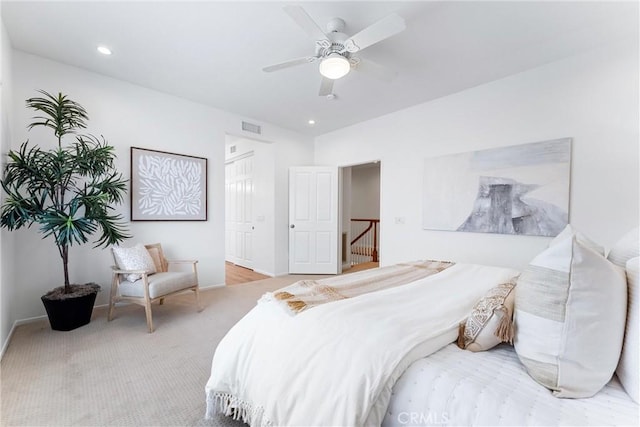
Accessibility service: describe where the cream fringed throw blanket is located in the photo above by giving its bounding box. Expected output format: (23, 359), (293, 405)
(205, 263), (521, 426)
(260, 260), (454, 315)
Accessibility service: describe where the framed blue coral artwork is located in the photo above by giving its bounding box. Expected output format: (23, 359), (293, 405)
(130, 147), (207, 221)
(422, 138), (571, 237)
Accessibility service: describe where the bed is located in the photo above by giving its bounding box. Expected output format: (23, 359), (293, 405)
(205, 226), (639, 426)
(383, 344), (638, 426)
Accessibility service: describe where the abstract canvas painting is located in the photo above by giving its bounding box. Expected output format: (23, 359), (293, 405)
(131, 147), (207, 221)
(422, 138), (571, 237)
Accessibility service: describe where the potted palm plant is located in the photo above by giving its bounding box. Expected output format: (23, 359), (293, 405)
(1, 90), (130, 331)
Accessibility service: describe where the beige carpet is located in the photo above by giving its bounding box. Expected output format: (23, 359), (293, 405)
(1, 274), (327, 427)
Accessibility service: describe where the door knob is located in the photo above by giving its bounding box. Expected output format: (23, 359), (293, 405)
(290, 224), (295, 229)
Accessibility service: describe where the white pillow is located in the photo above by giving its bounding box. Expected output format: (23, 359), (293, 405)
(514, 227), (627, 398)
(617, 257), (639, 403)
(112, 244), (157, 282)
(607, 227), (639, 268)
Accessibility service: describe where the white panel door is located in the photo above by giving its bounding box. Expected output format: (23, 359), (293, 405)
(289, 166), (339, 274)
(225, 155), (254, 269)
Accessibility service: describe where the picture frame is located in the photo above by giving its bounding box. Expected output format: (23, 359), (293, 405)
(422, 138), (572, 237)
(130, 147), (207, 221)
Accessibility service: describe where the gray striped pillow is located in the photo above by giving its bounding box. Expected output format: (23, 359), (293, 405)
(514, 228), (627, 398)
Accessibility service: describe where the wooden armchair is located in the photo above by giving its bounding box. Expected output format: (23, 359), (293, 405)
(108, 243), (201, 333)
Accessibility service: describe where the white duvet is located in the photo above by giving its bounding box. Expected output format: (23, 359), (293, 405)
(205, 263), (519, 426)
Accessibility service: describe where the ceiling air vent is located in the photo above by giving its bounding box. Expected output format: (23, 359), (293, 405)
(242, 121), (261, 135)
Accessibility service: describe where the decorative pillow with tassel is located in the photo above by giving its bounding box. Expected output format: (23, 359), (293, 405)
(457, 280), (517, 352)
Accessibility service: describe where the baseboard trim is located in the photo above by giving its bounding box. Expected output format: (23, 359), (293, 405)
(200, 283), (225, 290)
(1, 314), (48, 360)
(1, 322), (16, 360)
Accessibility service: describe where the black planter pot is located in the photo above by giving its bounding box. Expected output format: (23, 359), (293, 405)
(41, 287), (99, 331)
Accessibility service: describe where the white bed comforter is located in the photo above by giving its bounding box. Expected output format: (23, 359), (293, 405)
(205, 263), (519, 426)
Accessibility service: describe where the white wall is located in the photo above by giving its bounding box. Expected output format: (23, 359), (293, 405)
(8, 51), (313, 326)
(315, 39), (639, 270)
(351, 164), (380, 219)
(1, 20), (15, 353)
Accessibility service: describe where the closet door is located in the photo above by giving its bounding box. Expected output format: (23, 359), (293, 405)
(225, 154), (254, 269)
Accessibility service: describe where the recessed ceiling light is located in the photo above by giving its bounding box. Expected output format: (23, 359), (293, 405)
(308, 119), (316, 125)
(97, 46), (112, 55)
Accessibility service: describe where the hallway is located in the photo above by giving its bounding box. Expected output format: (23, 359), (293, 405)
(225, 261), (380, 285)
(225, 262), (269, 285)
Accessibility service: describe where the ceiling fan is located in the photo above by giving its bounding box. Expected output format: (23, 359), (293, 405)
(263, 5), (406, 96)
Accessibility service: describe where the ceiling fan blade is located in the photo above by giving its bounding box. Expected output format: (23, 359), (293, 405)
(353, 57), (398, 82)
(283, 5), (330, 42)
(344, 13), (406, 52)
(319, 77), (334, 96)
(263, 57), (317, 73)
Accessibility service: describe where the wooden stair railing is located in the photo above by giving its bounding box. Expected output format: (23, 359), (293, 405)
(350, 219), (379, 266)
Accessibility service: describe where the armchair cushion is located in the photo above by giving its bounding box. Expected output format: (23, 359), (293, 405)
(119, 272), (197, 299)
(112, 244), (157, 282)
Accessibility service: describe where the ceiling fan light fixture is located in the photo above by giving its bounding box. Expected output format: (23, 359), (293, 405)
(97, 45), (112, 55)
(319, 53), (350, 80)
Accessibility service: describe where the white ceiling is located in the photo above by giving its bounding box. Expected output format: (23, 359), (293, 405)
(2, 1), (637, 136)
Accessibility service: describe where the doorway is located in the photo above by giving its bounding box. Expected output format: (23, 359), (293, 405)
(341, 162), (381, 272)
(224, 135), (275, 284)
